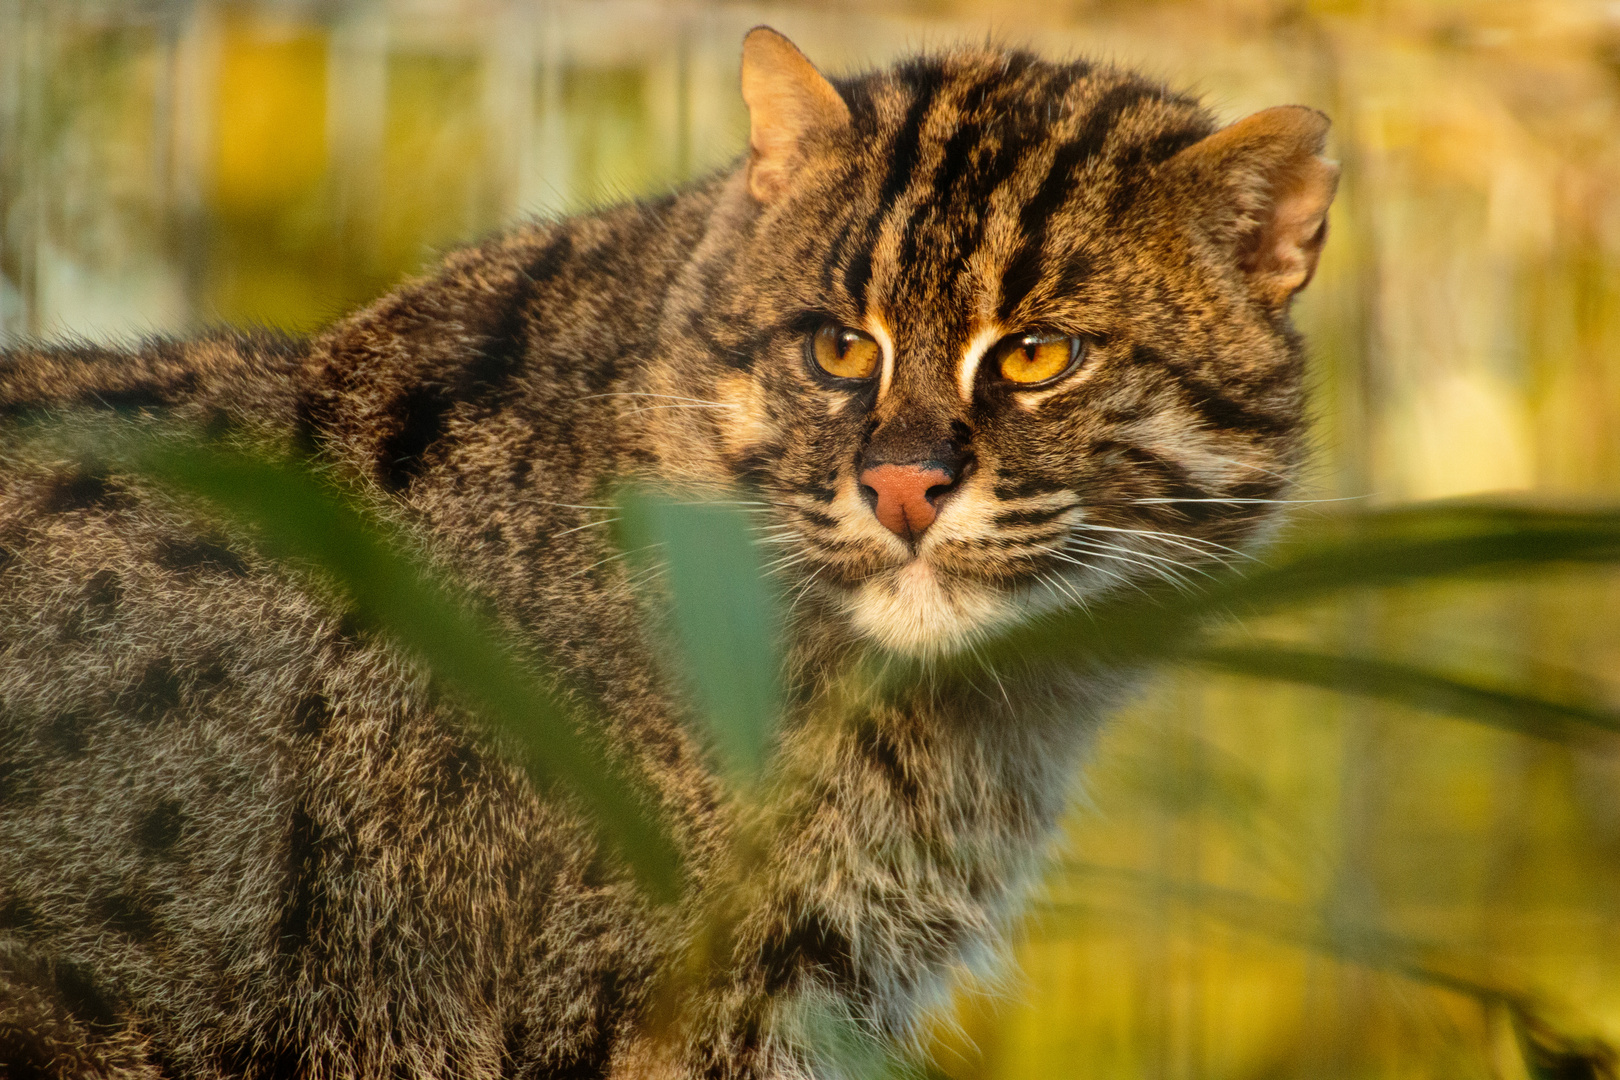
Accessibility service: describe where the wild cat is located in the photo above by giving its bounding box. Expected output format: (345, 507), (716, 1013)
(0, 26), (1336, 1080)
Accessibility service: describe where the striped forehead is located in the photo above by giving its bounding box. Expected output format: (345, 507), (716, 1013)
(834, 54), (1213, 330)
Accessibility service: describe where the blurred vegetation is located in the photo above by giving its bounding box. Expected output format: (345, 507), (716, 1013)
(5, 1), (1620, 1077)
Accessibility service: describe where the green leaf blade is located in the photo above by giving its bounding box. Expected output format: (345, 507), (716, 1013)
(1187, 642), (1620, 743)
(619, 490), (785, 784)
(113, 436), (684, 903)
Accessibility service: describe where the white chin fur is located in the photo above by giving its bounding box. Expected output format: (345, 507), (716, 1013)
(842, 560), (1013, 657)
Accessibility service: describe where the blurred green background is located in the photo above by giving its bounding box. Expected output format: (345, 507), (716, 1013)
(4, 1), (1620, 1077)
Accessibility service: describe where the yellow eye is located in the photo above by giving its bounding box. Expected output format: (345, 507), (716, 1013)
(811, 325), (881, 380)
(994, 333), (1081, 385)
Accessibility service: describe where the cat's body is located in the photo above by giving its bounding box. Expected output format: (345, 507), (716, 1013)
(0, 30), (1336, 1079)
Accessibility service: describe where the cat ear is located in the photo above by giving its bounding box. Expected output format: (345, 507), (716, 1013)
(1171, 106), (1340, 307)
(740, 27), (852, 204)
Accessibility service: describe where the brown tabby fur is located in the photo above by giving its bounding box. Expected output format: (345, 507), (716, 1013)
(0, 29), (1335, 1080)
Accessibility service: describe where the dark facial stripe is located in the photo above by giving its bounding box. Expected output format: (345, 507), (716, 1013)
(877, 65), (947, 214)
(1104, 123), (1213, 222)
(1183, 384), (1294, 437)
(842, 65), (948, 313)
(843, 247), (875, 314)
(1091, 440), (1237, 526)
(900, 68), (1007, 243)
(798, 507), (839, 530)
(787, 477), (838, 503)
(992, 476), (1067, 501)
(1130, 344), (1296, 437)
(996, 243), (1047, 324)
(1108, 443), (1204, 494)
(820, 214), (856, 294)
(999, 83), (1159, 321)
(951, 64), (1089, 270)
(898, 121), (985, 274)
(900, 62), (1088, 288)
(992, 505), (1072, 529)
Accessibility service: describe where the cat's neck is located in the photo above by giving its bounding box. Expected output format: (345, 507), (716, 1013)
(659, 609), (1122, 1072)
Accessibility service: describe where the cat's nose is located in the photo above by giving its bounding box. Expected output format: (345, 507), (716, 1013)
(859, 463), (958, 541)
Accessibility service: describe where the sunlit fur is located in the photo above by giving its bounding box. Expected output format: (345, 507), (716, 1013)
(0, 35), (1330, 1080)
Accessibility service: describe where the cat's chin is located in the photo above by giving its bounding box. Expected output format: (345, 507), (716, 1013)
(840, 559), (1017, 658)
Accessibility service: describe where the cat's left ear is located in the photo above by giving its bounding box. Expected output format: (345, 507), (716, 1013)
(740, 27), (852, 204)
(1170, 106), (1340, 308)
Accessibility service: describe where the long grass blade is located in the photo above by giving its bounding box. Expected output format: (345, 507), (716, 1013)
(1185, 643), (1620, 743)
(617, 489), (785, 784)
(959, 503), (1620, 677)
(103, 434), (684, 902)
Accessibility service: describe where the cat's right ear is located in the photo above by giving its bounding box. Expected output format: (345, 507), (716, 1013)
(1169, 105), (1340, 309)
(740, 27), (852, 204)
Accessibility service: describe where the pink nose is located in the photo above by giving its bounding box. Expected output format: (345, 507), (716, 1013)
(860, 463), (954, 541)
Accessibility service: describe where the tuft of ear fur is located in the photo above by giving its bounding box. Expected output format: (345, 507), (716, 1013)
(1171, 105), (1340, 308)
(740, 27), (852, 204)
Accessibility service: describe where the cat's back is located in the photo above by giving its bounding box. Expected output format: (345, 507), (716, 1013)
(0, 204), (701, 1077)
(0, 479), (633, 1075)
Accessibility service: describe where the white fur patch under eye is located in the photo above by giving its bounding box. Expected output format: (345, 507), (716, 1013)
(867, 314), (897, 402)
(956, 325), (1006, 402)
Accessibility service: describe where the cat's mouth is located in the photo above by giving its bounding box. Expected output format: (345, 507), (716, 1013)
(787, 470), (1055, 657)
(839, 557), (1020, 656)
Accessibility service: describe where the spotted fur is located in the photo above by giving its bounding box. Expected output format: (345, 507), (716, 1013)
(0, 29), (1334, 1079)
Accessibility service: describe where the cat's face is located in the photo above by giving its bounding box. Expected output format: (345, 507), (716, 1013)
(680, 31), (1337, 656)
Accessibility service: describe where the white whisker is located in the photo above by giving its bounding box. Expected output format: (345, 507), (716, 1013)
(1051, 544), (1197, 592)
(1037, 571), (1091, 615)
(1202, 453), (1296, 484)
(1065, 535), (1208, 576)
(1130, 495), (1369, 505)
(762, 551), (813, 576)
(963, 640), (1013, 709)
(670, 498), (772, 507)
(1032, 543), (1145, 596)
(621, 403), (737, 414)
(550, 516), (619, 538)
(1069, 522), (1253, 563)
(786, 565), (828, 619)
(561, 541), (661, 583)
(623, 560), (667, 589)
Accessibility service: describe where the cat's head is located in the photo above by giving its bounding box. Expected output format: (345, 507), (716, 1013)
(668, 28), (1338, 657)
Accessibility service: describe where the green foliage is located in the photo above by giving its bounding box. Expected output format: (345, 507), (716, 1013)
(618, 489), (785, 784)
(1186, 642), (1620, 743)
(97, 432), (684, 904)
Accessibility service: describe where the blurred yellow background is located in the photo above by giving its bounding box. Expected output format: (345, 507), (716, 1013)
(4, 1), (1620, 1077)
